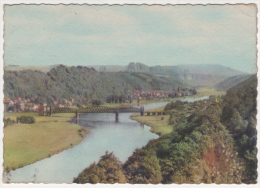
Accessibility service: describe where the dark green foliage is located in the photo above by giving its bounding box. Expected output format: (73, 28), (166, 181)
(3, 118), (15, 127)
(4, 65), (187, 102)
(17, 116), (35, 124)
(164, 100), (184, 111)
(123, 148), (162, 184)
(106, 95), (127, 103)
(92, 99), (101, 107)
(7, 105), (15, 112)
(73, 152), (126, 184)
(220, 75), (257, 183)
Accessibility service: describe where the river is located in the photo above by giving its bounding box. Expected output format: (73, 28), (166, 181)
(3, 96), (208, 183)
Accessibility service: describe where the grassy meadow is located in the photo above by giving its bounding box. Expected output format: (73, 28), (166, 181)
(131, 114), (172, 136)
(3, 112), (89, 172)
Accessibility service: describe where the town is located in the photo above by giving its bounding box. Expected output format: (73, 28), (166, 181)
(4, 87), (197, 113)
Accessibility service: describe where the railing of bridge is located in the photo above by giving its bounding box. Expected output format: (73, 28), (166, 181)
(51, 106), (141, 114)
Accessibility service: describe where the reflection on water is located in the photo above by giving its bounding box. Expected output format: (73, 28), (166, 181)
(4, 96), (208, 183)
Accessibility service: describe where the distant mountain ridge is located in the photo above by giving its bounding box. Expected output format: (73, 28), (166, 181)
(214, 74), (252, 91)
(4, 63), (247, 88)
(125, 63), (246, 87)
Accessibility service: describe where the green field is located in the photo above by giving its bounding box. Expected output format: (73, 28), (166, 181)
(3, 112), (89, 172)
(131, 114), (172, 136)
(196, 87), (226, 97)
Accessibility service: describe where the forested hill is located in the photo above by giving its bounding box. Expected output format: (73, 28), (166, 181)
(73, 75), (257, 184)
(214, 74), (252, 91)
(220, 75), (257, 182)
(4, 64), (187, 102)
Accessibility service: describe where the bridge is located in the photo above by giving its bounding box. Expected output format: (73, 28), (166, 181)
(46, 105), (167, 122)
(49, 106), (145, 122)
(51, 106), (142, 114)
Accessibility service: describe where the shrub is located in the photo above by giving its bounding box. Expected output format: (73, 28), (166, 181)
(3, 118), (15, 127)
(17, 116), (35, 124)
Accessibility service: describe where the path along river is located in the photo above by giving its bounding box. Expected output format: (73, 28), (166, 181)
(4, 96), (208, 183)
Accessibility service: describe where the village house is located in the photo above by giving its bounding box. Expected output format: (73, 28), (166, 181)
(56, 103), (64, 108)
(9, 100), (14, 105)
(24, 103), (33, 111)
(20, 102), (25, 111)
(31, 103), (40, 111)
(36, 106), (45, 112)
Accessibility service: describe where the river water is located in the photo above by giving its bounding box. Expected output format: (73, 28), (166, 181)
(3, 96), (208, 183)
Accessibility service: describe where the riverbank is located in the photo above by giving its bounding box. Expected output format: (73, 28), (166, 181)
(103, 87), (225, 108)
(131, 114), (172, 136)
(130, 87), (225, 136)
(3, 112), (89, 172)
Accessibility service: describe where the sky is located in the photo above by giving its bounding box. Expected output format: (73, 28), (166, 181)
(4, 4), (257, 73)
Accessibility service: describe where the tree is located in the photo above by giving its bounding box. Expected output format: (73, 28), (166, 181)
(17, 116), (35, 124)
(73, 152), (126, 184)
(15, 103), (21, 112)
(92, 99), (101, 107)
(7, 105), (15, 112)
(123, 148), (162, 184)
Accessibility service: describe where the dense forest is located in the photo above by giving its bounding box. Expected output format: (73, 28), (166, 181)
(73, 75), (257, 184)
(4, 64), (187, 102)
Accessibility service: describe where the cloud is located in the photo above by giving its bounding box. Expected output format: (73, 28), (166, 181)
(3, 5), (257, 73)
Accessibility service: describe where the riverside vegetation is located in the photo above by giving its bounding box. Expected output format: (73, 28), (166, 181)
(73, 75), (257, 184)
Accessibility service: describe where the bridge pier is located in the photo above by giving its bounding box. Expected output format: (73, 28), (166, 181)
(76, 111), (79, 124)
(140, 106), (144, 116)
(49, 105), (52, 117)
(147, 112), (150, 116)
(115, 110), (119, 122)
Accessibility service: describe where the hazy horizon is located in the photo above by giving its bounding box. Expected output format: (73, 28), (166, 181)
(4, 5), (257, 74)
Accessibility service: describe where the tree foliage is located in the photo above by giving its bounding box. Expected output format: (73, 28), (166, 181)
(4, 65), (187, 103)
(73, 152), (126, 184)
(17, 116), (35, 124)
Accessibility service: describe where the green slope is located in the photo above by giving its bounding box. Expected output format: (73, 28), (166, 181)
(4, 64), (188, 102)
(214, 74), (252, 91)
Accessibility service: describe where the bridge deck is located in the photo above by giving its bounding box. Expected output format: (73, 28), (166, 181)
(51, 106), (141, 114)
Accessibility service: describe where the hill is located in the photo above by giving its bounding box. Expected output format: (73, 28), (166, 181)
(4, 63), (246, 88)
(4, 64), (188, 102)
(220, 75), (257, 183)
(175, 64), (244, 77)
(214, 74), (252, 91)
(4, 65), (53, 73)
(90, 65), (127, 72)
(126, 63), (246, 87)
